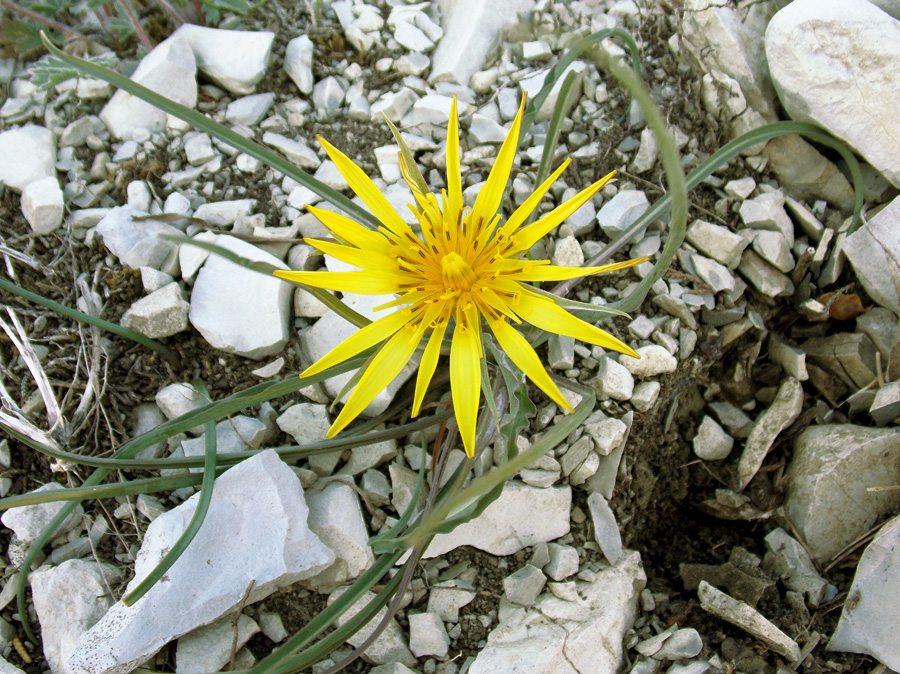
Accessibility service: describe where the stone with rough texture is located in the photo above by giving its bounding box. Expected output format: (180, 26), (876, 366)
(408, 612), (450, 658)
(121, 282), (190, 339)
(172, 25), (273, 95)
(284, 35), (314, 94)
(327, 588), (416, 667)
(0, 125), (56, 192)
(69, 451), (333, 674)
(843, 195), (900, 316)
(828, 513), (900, 668)
(427, 580), (476, 623)
(100, 36), (197, 139)
(764, 528), (827, 606)
(1, 483), (83, 544)
(698, 581), (800, 661)
(785, 425), (900, 562)
(620, 345), (677, 377)
(189, 236), (291, 360)
(596, 190), (650, 239)
(421, 481), (571, 558)
(737, 377), (803, 489)
(654, 628), (703, 660)
(31, 561), (122, 674)
(592, 357), (634, 401)
(587, 493), (623, 565)
(430, 0), (536, 85)
(96, 207), (182, 271)
(304, 481), (374, 588)
(504, 564), (547, 606)
(21, 176), (64, 234)
(175, 615), (258, 674)
(470, 551), (645, 674)
(693, 416), (734, 461)
(685, 219), (748, 269)
(766, 0), (900, 186)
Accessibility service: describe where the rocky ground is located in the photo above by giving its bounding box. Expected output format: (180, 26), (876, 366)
(1, 0), (899, 673)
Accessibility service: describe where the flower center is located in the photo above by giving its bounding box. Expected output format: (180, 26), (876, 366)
(441, 252), (478, 293)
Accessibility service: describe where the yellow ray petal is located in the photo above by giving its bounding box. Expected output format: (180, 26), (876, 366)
(499, 158), (571, 238)
(274, 270), (404, 295)
(505, 170), (616, 255)
(306, 205), (390, 252)
(469, 95), (527, 230)
(514, 288), (638, 357)
(305, 238), (400, 274)
(328, 321), (428, 437)
(302, 309), (416, 377)
(446, 97), (463, 219)
(450, 310), (482, 458)
(505, 257), (649, 282)
(412, 318), (448, 417)
(317, 135), (414, 239)
(489, 319), (573, 413)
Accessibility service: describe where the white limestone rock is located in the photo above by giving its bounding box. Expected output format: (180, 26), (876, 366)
(225, 93), (275, 126)
(737, 377), (803, 489)
(189, 235), (292, 360)
(68, 450), (334, 674)
(408, 612), (450, 658)
(327, 588), (416, 667)
(284, 35), (314, 94)
(591, 357), (634, 401)
(100, 36), (197, 139)
(596, 190), (650, 239)
(179, 417), (266, 472)
(620, 345), (677, 377)
(31, 560), (122, 674)
(1, 483), (84, 545)
(766, 0), (900, 186)
(120, 282), (190, 339)
(430, 0), (536, 85)
(692, 416), (734, 461)
(785, 425), (900, 562)
(421, 481), (571, 558)
(21, 176), (64, 234)
(304, 481), (374, 588)
(685, 219), (748, 269)
(427, 581), (477, 623)
(843, 195), (900, 316)
(96, 206), (182, 271)
(0, 124), (56, 192)
(175, 614), (259, 674)
(828, 513), (900, 668)
(172, 25), (273, 95)
(587, 493), (623, 565)
(470, 551), (646, 674)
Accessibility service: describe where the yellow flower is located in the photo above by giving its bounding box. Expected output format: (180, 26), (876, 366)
(275, 96), (643, 457)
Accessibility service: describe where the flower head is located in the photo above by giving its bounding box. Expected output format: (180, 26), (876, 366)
(276, 97), (643, 457)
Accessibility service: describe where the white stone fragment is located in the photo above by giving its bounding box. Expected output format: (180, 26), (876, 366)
(469, 113), (508, 144)
(173, 25), (273, 95)
(225, 93), (275, 125)
(698, 581), (801, 661)
(685, 219), (748, 269)
(427, 581), (476, 622)
(0, 125), (56, 192)
(429, 0), (535, 86)
(189, 236), (292, 360)
(785, 425), (900, 562)
(545, 543), (579, 581)
(630, 127), (658, 174)
(631, 381), (661, 412)
(691, 254), (735, 293)
(408, 612), (450, 658)
(1, 484), (83, 544)
(121, 282), (190, 339)
(725, 177), (756, 199)
(394, 21), (434, 52)
(263, 132), (321, 169)
(828, 513), (900, 667)
(31, 560), (122, 674)
(752, 230), (794, 273)
(587, 492), (623, 565)
(327, 588), (416, 667)
(552, 236), (584, 268)
(69, 451), (334, 674)
(692, 416), (734, 461)
(504, 564), (547, 606)
(766, 0), (900, 186)
(768, 335), (808, 381)
(843, 195), (900, 315)
(192, 199), (255, 227)
(620, 345), (677, 377)
(284, 35), (314, 94)
(597, 190), (650, 239)
(739, 193), (795, 247)
(421, 482), (571, 558)
(737, 377), (803, 488)
(764, 528), (827, 606)
(96, 206), (182, 271)
(100, 36), (197, 139)
(155, 382), (205, 430)
(592, 357), (634, 401)
(470, 551), (645, 674)
(175, 615), (259, 674)
(21, 176), (64, 234)
(304, 481), (374, 588)
(737, 249), (795, 298)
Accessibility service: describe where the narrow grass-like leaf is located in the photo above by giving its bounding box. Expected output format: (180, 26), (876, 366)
(0, 276), (179, 367)
(123, 382), (218, 606)
(531, 69), (580, 215)
(38, 32), (381, 231)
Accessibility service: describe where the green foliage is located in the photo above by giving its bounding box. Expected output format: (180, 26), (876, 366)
(29, 52), (119, 90)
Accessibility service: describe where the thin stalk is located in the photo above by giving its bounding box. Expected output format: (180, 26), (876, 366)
(116, 0), (152, 50)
